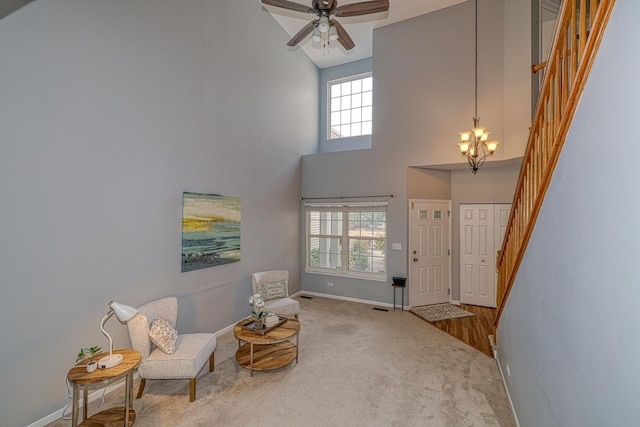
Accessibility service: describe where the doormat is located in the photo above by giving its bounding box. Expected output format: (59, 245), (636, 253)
(411, 304), (475, 322)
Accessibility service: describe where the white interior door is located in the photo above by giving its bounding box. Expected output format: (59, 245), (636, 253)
(460, 204), (511, 308)
(409, 200), (451, 307)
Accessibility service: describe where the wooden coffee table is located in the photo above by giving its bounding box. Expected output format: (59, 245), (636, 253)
(233, 315), (300, 376)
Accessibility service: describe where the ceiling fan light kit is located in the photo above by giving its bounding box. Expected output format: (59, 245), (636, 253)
(261, 0), (390, 51)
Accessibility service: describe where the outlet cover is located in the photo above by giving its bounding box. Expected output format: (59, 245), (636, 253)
(392, 243), (401, 250)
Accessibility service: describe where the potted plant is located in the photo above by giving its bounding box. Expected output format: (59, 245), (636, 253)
(248, 294), (269, 329)
(76, 346), (102, 373)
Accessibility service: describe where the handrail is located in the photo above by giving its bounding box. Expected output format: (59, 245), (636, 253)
(493, 0), (616, 338)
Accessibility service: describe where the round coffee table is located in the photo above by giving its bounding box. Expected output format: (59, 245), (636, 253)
(233, 315), (300, 376)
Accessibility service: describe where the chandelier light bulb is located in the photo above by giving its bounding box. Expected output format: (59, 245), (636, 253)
(458, 142), (470, 154)
(328, 25), (338, 41)
(318, 16), (330, 33)
(473, 126), (485, 138)
(459, 132), (471, 142)
(486, 141), (499, 153)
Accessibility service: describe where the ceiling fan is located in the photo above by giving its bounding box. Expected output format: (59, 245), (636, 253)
(261, 0), (390, 50)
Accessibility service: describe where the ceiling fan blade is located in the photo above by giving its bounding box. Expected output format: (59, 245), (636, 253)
(287, 20), (319, 47)
(331, 20), (355, 50)
(261, 0), (314, 14)
(334, 0), (389, 17)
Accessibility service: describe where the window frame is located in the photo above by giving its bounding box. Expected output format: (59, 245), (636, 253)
(305, 202), (387, 282)
(327, 72), (373, 141)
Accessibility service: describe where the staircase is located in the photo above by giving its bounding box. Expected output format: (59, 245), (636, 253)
(493, 0), (616, 338)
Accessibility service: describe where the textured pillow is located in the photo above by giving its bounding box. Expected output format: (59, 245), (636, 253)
(256, 279), (288, 301)
(148, 317), (178, 354)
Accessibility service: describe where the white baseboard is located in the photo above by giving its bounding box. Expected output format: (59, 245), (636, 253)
(495, 354), (521, 427)
(301, 291), (396, 310)
(450, 299), (461, 305)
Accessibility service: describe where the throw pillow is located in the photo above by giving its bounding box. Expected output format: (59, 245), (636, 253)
(149, 317), (178, 354)
(256, 279), (288, 301)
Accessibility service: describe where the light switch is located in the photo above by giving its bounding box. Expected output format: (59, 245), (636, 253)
(392, 243), (401, 250)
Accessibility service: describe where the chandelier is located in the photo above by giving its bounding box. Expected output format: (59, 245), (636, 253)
(457, 0), (498, 174)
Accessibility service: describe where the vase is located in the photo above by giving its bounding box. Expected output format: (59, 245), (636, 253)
(254, 318), (265, 329)
(86, 362), (97, 373)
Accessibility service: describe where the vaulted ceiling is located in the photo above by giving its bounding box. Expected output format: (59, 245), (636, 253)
(260, 0), (466, 69)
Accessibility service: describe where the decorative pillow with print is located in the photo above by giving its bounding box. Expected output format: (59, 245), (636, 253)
(149, 317), (178, 354)
(256, 279), (288, 301)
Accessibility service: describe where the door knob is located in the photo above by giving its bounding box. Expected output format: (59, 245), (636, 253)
(413, 258), (418, 262)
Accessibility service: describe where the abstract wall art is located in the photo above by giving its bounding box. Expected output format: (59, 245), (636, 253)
(181, 192), (241, 272)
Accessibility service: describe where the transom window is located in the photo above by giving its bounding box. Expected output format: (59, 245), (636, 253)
(305, 202), (386, 280)
(329, 73), (373, 140)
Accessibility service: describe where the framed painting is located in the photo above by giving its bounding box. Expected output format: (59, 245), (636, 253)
(181, 192), (241, 272)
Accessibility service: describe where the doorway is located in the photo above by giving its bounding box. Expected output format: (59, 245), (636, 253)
(408, 199), (451, 307)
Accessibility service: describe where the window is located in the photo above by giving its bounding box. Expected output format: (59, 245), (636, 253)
(306, 203), (386, 280)
(328, 73), (373, 140)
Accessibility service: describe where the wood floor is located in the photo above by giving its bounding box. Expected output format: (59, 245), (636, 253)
(411, 304), (496, 358)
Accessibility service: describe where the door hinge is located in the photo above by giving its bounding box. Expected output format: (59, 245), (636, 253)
(448, 288), (451, 295)
(411, 202), (414, 209)
(448, 249), (450, 256)
(448, 210), (451, 217)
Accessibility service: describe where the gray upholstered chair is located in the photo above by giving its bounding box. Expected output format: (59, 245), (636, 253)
(126, 296), (216, 402)
(251, 270), (300, 318)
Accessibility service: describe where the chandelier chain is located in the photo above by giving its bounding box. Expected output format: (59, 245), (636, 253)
(474, 0), (478, 121)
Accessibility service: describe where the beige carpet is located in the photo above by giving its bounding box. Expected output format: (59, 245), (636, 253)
(48, 297), (516, 426)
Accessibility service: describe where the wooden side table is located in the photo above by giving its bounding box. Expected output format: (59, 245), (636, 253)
(67, 349), (141, 427)
(233, 315), (300, 377)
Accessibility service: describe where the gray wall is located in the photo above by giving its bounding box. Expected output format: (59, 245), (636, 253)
(319, 58), (372, 153)
(497, 1), (640, 425)
(302, 0), (530, 305)
(0, 1), (318, 425)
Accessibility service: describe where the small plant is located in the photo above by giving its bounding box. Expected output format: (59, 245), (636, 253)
(248, 294), (268, 320)
(76, 346), (102, 365)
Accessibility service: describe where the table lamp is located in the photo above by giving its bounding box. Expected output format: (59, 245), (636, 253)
(98, 300), (138, 369)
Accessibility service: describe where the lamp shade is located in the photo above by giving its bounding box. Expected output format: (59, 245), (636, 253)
(109, 300), (138, 322)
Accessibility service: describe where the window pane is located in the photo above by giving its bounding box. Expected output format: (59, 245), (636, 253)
(310, 237), (342, 269)
(352, 107), (362, 123)
(330, 99), (340, 112)
(341, 110), (351, 124)
(362, 77), (373, 91)
(351, 93), (362, 108)
(351, 123), (362, 137)
(341, 95), (351, 110)
(362, 106), (372, 121)
(331, 84), (341, 98)
(362, 91), (373, 107)
(352, 79), (362, 93)
(362, 121), (372, 135)
(340, 124), (351, 137)
(331, 112), (341, 126)
(341, 81), (352, 95)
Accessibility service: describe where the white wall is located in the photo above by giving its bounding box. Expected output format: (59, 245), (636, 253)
(497, 1), (640, 425)
(0, 1), (318, 425)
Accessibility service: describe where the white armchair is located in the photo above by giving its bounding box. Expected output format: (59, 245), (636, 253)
(251, 270), (300, 318)
(126, 296), (216, 402)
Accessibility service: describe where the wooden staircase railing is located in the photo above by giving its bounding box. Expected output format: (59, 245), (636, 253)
(493, 0), (616, 338)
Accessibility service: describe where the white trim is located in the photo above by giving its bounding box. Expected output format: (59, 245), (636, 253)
(495, 354), (521, 427)
(450, 299), (461, 306)
(302, 291), (395, 309)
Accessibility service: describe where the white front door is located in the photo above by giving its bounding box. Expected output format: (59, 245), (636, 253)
(459, 204), (511, 307)
(409, 200), (451, 307)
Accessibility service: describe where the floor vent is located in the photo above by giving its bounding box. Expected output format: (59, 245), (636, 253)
(300, 295), (313, 299)
(373, 307), (389, 312)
